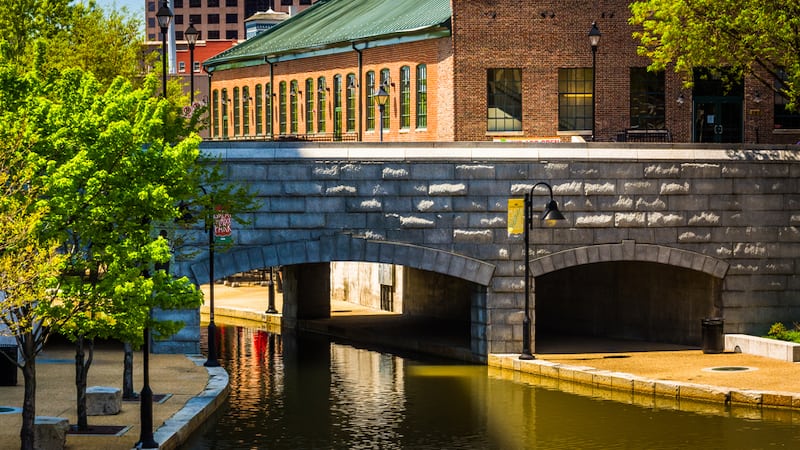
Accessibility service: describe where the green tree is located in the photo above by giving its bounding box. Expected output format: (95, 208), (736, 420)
(629, 0), (800, 109)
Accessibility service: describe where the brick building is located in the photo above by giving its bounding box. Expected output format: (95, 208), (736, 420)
(204, 0), (800, 144)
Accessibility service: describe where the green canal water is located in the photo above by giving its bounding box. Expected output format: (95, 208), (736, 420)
(183, 325), (799, 449)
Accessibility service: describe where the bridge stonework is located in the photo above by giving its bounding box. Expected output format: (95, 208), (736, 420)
(171, 142), (800, 360)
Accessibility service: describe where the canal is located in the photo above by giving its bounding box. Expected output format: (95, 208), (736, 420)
(183, 325), (800, 449)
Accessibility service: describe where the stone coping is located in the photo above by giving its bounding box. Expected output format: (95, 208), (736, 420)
(726, 334), (800, 362)
(153, 355), (230, 450)
(488, 354), (800, 412)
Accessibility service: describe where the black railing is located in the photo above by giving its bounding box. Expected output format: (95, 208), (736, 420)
(209, 132), (359, 142)
(616, 128), (672, 142)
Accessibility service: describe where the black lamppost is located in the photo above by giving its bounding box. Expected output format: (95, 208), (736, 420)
(520, 182), (565, 360)
(138, 4), (171, 449)
(266, 267), (278, 314)
(589, 22), (601, 142)
(374, 84), (389, 142)
(200, 186), (220, 368)
(185, 21), (199, 104)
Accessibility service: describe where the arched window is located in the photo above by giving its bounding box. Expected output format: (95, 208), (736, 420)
(333, 74), (342, 138)
(305, 78), (314, 133)
(212, 89), (219, 137)
(266, 83), (273, 136)
(279, 81), (287, 135)
(317, 77), (327, 133)
(242, 86), (250, 136)
(255, 84), (263, 135)
(365, 71), (375, 131)
(233, 87), (240, 136)
(416, 64), (428, 129)
(221, 88), (229, 138)
(290, 80), (299, 134)
(380, 68), (390, 131)
(346, 73), (356, 132)
(400, 66), (411, 129)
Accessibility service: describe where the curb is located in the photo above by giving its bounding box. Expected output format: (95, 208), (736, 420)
(152, 355), (230, 450)
(488, 354), (800, 411)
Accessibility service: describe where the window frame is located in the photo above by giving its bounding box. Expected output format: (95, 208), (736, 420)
(557, 67), (593, 132)
(487, 68), (523, 132)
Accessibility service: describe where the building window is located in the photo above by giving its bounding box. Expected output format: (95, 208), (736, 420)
(333, 74), (342, 137)
(317, 77), (327, 133)
(226, 14), (238, 23)
(279, 81), (287, 134)
(487, 68), (522, 132)
(212, 89), (219, 137)
(416, 64), (427, 129)
(221, 88), (229, 138)
(255, 84), (263, 135)
(290, 80), (299, 134)
(300, 0), (311, 4)
(226, 29), (238, 40)
(193, 61), (200, 72)
(266, 83), (273, 135)
(366, 71), (375, 131)
(189, 14), (201, 24)
(305, 78), (314, 133)
(148, 1), (155, 12)
(775, 71), (800, 129)
(242, 86), (250, 136)
(630, 68), (665, 130)
(207, 30), (220, 40)
(558, 68), (592, 132)
(178, 61), (186, 72)
(175, 31), (184, 40)
(226, 0), (237, 6)
(173, 15), (183, 25)
(148, 17), (156, 28)
(281, 0), (291, 4)
(173, 0), (183, 7)
(208, 0), (219, 7)
(380, 68), (390, 130)
(189, 0), (200, 7)
(346, 73), (356, 132)
(233, 87), (240, 136)
(400, 66), (411, 129)
(208, 14), (219, 24)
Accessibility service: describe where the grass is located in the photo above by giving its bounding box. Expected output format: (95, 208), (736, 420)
(765, 322), (800, 343)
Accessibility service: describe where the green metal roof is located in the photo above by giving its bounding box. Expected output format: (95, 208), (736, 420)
(205, 0), (451, 70)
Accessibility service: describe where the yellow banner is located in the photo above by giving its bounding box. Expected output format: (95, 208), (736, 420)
(507, 198), (524, 235)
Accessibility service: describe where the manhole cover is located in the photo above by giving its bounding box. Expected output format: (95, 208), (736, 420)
(702, 366), (758, 373)
(0, 406), (22, 415)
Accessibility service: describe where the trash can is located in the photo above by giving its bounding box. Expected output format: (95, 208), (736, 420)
(0, 345), (17, 386)
(701, 318), (724, 354)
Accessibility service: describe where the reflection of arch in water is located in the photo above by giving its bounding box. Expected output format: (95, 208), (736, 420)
(187, 234), (496, 287)
(533, 241), (730, 347)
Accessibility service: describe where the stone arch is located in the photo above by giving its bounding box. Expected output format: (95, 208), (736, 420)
(529, 240), (729, 279)
(185, 233), (496, 286)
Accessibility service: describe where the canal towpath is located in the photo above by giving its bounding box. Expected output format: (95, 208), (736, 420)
(3, 283), (800, 449)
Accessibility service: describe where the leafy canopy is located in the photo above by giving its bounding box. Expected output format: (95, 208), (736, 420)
(629, 0), (800, 109)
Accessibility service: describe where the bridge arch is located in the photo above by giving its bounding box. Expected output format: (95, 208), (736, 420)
(531, 241), (730, 347)
(185, 233), (496, 287)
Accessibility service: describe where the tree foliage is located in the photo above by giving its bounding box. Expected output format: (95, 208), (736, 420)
(629, 0), (800, 109)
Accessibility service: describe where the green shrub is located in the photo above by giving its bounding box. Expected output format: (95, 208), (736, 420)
(766, 322), (800, 343)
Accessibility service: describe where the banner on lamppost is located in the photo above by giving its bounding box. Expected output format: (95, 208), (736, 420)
(213, 206), (232, 244)
(507, 198), (524, 235)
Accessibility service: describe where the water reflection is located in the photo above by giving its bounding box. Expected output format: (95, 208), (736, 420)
(185, 326), (800, 449)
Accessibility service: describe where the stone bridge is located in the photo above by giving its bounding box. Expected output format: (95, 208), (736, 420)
(163, 141), (800, 362)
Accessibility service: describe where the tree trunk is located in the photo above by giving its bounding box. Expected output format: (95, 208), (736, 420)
(123, 342), (137, 399)
(20, 332), (36, 450)
(75, 336), (94, 431)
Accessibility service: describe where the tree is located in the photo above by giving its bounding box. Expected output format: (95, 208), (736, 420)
(629, 0), (800, 109)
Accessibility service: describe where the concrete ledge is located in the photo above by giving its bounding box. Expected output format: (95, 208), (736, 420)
(153, 355), (230, 450)
(86, 386), (121, 415)
(725, 334), (800, 362)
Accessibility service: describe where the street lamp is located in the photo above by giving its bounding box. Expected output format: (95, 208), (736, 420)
(520, 182), (565, 360)
(588, 21), (601, 142)
(185, 21), (199, 104)
(374, 84), (389, 142)
(200, 186), (220, 368)
(156, 1), (173, 98)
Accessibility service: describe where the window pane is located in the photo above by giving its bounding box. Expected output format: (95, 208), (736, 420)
(255, 84), (263, 135)
(630, 68), (665, 129)
(242, 86), (250, 135)
(416, 65), (427, 129)
(305, 79), (315, 133)
(558, 68), (592, 131)
(290, 80), (298, 134)
(366, 71), (375, 131)
(233, 87), (240, 136)
(317, 77), (327, 133)
(487, 68), (522, 132)
(279, 81), (287, 134)
(212, 90), (219, 137)
(221, 88), (229, 137)
(380, 69), (390, 130)
(346, 74), (356, 132)
(400, 66), (410, 129)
